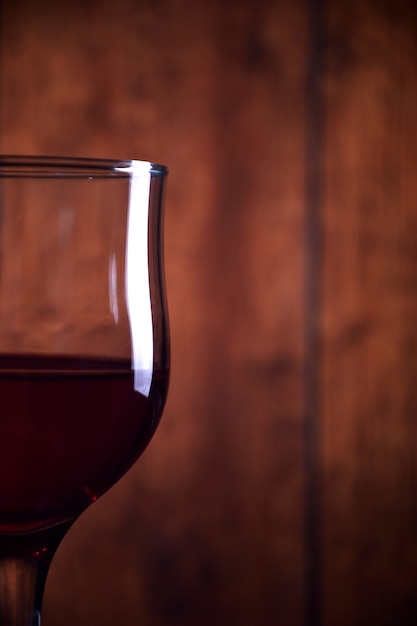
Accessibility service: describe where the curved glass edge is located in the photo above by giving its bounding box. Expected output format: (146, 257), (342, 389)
(0, 155), (168, 177)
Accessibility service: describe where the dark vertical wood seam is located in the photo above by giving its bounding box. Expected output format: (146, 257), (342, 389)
(0, 0), (3, 149)
(303, 0), (325, 624)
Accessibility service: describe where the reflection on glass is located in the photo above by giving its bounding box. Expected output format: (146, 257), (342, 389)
(125, 163), (153, 396)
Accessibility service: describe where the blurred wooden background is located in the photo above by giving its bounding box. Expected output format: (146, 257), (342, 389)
(1, 0), (417, 625)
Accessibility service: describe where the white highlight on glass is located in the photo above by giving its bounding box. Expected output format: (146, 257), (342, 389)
(108, 253), (119, 324)
(124, 161), (153, 396)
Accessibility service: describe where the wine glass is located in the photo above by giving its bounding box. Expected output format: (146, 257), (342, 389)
(0, 155), (170, 626)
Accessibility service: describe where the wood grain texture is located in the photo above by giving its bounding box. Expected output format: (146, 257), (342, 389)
(321, 1), (417, 624)
(0, 1), (308, 625)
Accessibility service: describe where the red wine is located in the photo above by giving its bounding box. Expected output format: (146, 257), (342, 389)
(0, 354), (169, 536)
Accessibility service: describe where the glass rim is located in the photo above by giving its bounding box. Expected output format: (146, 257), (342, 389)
(0, 155), (168, 177)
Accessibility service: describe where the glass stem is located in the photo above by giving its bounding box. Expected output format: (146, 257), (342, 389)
(0, 557), (48, 626)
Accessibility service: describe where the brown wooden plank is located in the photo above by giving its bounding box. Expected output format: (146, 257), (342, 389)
(321, 1), (417, 624)
(0, 1), (309, 625)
